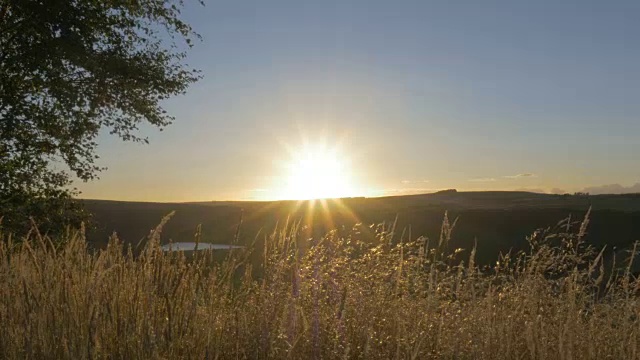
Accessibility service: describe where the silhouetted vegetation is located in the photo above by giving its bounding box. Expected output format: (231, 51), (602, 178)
(0, 0), (201, 235)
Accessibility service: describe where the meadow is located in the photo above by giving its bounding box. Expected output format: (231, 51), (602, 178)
(1, 210), (640, 359)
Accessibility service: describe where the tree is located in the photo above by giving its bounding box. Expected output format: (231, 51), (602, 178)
(0, 0), (202, 235)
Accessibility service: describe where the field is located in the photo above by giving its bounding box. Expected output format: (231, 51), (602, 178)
(84, 191), (640, 266)
(1, 191), (640, 359)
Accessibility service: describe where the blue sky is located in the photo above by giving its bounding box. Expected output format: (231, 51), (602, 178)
(79, 0), (640, 201)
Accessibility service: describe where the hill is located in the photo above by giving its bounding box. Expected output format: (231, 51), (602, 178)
(83, 191), (640, 266)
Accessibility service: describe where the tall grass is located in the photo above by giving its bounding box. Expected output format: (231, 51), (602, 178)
(1, 211), (639, 359)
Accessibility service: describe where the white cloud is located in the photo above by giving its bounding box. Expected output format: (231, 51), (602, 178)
(377, 188), (436, 196)
(469, 177), (497, 182)
(504, 173), (536, 179)
(401, 179), (430, 184)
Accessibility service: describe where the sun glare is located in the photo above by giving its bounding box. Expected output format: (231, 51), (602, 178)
(279, 144), (356, 200)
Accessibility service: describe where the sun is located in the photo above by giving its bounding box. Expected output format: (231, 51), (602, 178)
(278, 143), (356, 200)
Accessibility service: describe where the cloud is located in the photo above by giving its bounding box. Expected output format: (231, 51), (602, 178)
(504, 173), (536, 179)
(401, 179), (430, 184)
(580, 183), (640, 195)
(377, 188), (436, 196)
(469, 177), (497, 182)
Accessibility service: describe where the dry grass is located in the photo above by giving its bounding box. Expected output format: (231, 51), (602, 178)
(1, 211), (639, 359)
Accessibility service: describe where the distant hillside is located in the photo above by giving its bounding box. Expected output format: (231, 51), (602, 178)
(82, 191), (640, 266)
(184, 191), (640, 212)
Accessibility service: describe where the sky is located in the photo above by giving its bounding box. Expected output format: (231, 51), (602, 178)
(78, 0), (640, 202)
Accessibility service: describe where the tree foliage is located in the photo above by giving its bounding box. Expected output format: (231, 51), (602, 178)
(0, 0), (202, 235)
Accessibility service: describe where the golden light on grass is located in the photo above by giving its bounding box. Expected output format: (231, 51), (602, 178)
(4, 211), (639, 358)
